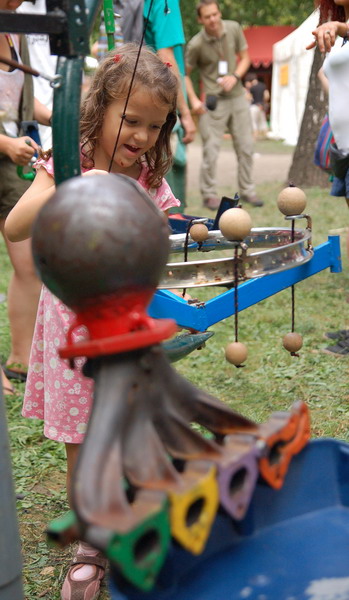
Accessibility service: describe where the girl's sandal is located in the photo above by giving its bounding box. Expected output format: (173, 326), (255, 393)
(61, 552), (107, 600)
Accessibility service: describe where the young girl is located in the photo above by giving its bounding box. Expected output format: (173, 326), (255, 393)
(5, 42), (180, 600)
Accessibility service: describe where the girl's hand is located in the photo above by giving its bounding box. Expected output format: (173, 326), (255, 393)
(82, 168), (109, 177)
(6, 136), (39, 166)
(306, 21), (343, 53)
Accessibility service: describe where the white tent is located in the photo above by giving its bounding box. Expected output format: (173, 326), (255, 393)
(270, 11), (319, 146)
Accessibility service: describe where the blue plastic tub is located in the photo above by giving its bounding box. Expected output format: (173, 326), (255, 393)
(109, 438), (349, 599)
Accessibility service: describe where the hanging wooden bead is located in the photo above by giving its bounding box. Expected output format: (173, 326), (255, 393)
(190, 223), (209, 242)
(219, 208), (252, 241)
(277, 184), (307, 216)
(225, 341), (248, 366)
(282, 332), (303, 354)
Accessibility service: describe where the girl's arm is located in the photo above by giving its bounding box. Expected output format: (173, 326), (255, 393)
(5, 168), (109, 242)
(4, 167), (56, 242)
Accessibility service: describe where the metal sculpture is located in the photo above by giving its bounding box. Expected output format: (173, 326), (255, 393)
(31, 174), (310, 591)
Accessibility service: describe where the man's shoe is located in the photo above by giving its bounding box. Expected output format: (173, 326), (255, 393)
(323, 339), (349, 356)
(324, 329), (349, 341)
(240, 194), (264, 207)
(203, 196), (220, 211)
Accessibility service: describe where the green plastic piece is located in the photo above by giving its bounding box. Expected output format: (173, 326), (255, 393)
(47, 509), (78, 545)
(17, 166), (35, 181)
(106, 501), (171, 591)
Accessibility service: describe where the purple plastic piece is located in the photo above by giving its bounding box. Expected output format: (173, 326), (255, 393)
(217, 443), (259, 520)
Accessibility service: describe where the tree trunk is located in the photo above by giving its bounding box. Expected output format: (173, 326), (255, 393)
(288, 47), (330, 188)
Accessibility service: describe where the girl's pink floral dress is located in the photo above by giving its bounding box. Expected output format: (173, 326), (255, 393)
(23, 160), (180, 443)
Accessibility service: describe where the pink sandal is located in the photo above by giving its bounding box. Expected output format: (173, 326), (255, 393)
(61, 551), (107, 600)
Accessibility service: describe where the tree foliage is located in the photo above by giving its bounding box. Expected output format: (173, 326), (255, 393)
(181, 0), (316, 40)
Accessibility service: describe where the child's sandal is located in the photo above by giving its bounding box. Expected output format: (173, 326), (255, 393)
(61, 552), (107, 600)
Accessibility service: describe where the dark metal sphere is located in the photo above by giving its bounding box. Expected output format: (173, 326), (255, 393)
(31, 174), (170, 309)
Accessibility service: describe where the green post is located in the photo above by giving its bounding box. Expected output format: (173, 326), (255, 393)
(52, 56), (84, 185)
(103, 0), (116, 51)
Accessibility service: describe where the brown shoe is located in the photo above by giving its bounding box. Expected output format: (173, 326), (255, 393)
(61, 551), (107, 600)
(240, 194), (264, 207)
(203, 196), (220, 211)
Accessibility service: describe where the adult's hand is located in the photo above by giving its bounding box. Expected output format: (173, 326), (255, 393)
(306, 21), (344, 53)
(190, 97), (206, 116)
(217, 75), (238, 93)
(5, 136), (39, 166)
(180, 111), (196, 144)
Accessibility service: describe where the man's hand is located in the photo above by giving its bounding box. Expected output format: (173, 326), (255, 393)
(5, 136), (39, 166)
(217, 75), (239, 93)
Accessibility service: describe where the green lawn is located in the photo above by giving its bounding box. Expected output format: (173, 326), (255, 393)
(2, 141), (349, 598)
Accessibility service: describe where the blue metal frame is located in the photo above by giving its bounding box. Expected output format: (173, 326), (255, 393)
(149, 235), (342, 330)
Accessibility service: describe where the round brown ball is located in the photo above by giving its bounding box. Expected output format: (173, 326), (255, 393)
(190, 223), (209, 242)
(282, 332), (303, 353)
(277, 186), (307, 216)
(225, 341), (248, 365)
(219, 208), (252, 241)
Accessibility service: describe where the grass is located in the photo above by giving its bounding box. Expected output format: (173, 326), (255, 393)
(1, 138), (349, 598)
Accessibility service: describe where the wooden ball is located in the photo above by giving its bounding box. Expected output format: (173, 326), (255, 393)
(190, 223), (209, 242)
(277, 185), (307, 216)
(219, 208), (252, 241)
(225, 341), (248, 366)
(282, 332), (303, 353)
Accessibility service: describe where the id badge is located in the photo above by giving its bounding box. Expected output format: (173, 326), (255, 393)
(218, 60), (228, 76)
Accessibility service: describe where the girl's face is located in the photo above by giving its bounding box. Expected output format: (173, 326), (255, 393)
(94, 84), (169, 175)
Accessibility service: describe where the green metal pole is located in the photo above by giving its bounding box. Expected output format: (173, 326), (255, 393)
(103, 0), (116, 51)
(51, 0), (102, 186)
(52, 56), (84, 185)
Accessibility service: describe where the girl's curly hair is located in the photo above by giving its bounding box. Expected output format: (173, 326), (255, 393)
(315, 0), (346, 24)
(80, 43), (178, 188)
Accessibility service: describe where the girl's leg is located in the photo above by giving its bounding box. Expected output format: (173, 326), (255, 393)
(62, 444), (106, 600)
(0, 220), (41, 371)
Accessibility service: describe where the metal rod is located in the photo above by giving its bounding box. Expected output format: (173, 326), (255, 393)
(0, 54), (60, 85)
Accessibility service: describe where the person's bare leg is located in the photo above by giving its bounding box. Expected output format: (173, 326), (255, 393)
(65, 442), (81, 506)
(63, 443), (105, 591)
(0, 220), (41, 370)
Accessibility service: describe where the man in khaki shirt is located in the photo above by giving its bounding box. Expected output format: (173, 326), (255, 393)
(185, 0), (263, 209)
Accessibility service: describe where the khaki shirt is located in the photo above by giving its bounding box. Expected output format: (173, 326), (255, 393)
(185, 20), (247, 98)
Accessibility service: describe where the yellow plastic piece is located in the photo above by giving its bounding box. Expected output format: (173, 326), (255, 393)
(168, 463), (219, 555)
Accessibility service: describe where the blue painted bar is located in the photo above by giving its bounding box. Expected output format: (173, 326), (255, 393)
(148, 236), (342, 331)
